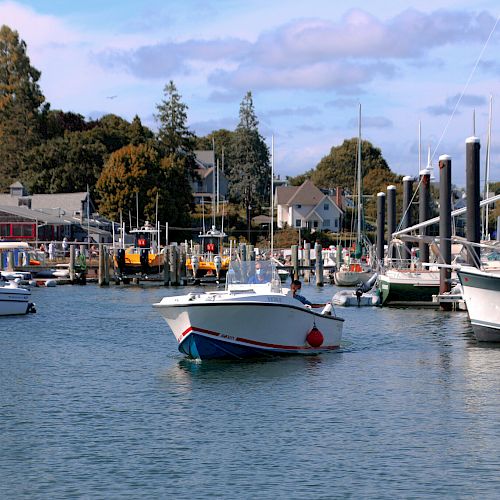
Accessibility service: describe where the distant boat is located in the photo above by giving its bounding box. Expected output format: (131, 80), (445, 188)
(0, 278), (35, 315)
(114, 221), (164, 276)
(186, 226), (231, 281)
(154, 260), (343, 360)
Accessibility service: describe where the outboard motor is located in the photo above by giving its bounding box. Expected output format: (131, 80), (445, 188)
(355, 273), (378, 306)
(116, 248), (126, 275)
(140, 248), (150, 275)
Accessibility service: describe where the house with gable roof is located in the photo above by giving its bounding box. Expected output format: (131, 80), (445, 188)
(275, 180), (343, 232)
(0, 181), (112, 242)
(191, 150), (229, 204)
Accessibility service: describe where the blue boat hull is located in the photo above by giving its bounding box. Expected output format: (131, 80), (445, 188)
(179, 332), (290, 360)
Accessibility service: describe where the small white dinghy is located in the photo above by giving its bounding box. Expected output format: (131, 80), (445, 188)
(332, 290), (380, 307)
(332, 273), (379, 307)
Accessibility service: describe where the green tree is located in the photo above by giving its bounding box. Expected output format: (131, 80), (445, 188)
(228, 91), (270, 207)
(24, 132), (107, 194)
(39, 109), (92, 140)
(155, 81), (195, 155)
(0, 25), (45, 190)
(296, 138), (390, 191)
(89, 114), (153, 154)
(96, 143), (161, 221)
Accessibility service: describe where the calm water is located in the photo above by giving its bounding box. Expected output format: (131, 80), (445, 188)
(0, 282), (499, 499)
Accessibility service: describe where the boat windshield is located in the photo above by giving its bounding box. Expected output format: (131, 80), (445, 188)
(226, 261), (280, 288)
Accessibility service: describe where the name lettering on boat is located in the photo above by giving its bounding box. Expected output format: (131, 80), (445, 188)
(267, 296), (282, 303)
(220, 333), (236, 340)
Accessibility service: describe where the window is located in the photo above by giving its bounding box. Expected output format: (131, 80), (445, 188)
(334, 219), (338, 228)
(324, 203), (329, 210)
(295, 219), (301, 228)
(323, 219), (330, 227)
(0, 224), (9, 237)
(12, 224), (34, 237)
(313, 221), (318, 228)
(296, 204), (301, 209)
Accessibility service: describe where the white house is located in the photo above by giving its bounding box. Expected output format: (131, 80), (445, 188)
(191, 150), (229, 205)
(276, 180), (342, 232)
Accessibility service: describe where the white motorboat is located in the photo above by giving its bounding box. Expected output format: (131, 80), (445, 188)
(0, 278), (36, 316)
(457, 265), (500, 342)
(154, 261), (344, 360)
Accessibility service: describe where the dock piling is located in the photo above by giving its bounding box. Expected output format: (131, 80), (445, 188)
(291, 245), (299, 281)
(419, 167), (431, 265)
(402, 176), (413, 263)
(376, 192), (386, 264)
(439, 155), (452, 310)
(314, 243), (324, 287)
(304, 242), (311, 282)
(466, 136), (481, 266)
(163, 246), (170, 285)
(387, 185), (396, 261)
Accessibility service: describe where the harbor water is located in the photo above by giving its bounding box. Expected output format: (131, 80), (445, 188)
(1, 283), (499, 499)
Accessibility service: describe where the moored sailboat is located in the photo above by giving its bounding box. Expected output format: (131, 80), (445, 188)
(333, 104), (375, 287)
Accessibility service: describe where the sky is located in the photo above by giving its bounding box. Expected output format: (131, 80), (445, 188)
(1, 0), (500, 188)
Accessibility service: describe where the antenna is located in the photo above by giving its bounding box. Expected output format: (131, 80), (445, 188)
(418, 120), (422, 176)
(271, 134), (274, 258)
(216, 158), (220, 213)
(473, 108), (476, 136)
(136, 191), (139, 229)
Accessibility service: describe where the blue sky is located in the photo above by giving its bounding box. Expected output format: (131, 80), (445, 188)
(1, 0), (499, 187)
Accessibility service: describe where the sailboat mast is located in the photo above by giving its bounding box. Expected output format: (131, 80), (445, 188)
(271, 134), (274, 258)
(357, 104), (362, 244)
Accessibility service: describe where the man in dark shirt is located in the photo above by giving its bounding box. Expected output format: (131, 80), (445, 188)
(290, 279), (312, 305)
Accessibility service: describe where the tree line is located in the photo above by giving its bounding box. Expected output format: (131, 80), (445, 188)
(0, 25), (271, 236)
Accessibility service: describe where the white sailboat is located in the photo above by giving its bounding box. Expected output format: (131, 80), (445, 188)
(334, 104), (374, 286)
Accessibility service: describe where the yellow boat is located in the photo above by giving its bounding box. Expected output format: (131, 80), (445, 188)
(186, 226), (230, 280)
(114, 221), (164, 276)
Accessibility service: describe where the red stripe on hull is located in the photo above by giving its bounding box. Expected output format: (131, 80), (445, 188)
(179, 326), (340, 351)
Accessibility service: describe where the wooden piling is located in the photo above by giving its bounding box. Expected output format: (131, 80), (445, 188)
(376, 192), (386, 264)
(7, 251), (14, 271)
(170, 245), (179, 285)
(179, 244), (187, 285)
(69, 245), (75, 282)
(315, 243), (324, 287)
(387, 185), (396, 261)
(402, 176), (413, 262)
(98, 244), (107, 286)
(419, 168), (431, 265)
(439, 155), (452, 310)
(466, 136), (481, 266)
(163, 246), (170, 285)
(304, 242), (311, 282)
(291, 245), (299, 280)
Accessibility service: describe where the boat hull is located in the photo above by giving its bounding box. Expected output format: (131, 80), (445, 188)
(154, 296), (343, 360)
(379, 270), (440, 306)
(458, 268), (500, 342)
(0, 287), (31, 316)
(333, 270), (373, 287)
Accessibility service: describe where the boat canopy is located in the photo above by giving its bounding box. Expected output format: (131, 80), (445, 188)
(226, 260), (281, 288)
